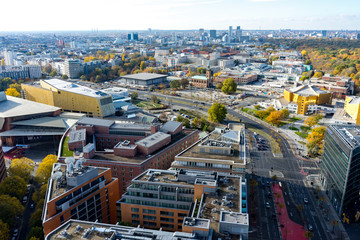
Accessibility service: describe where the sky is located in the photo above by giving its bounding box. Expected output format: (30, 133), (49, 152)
(1, 0), (360, 31)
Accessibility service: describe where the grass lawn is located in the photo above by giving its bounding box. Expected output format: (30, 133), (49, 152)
(135, 100), (164, 109)
(295, 131), (308, 139)
(300, 126), (311, 132)
(289, 127), (299, 131)
(62, 137), (74, 157)
(289, 117), (301, 123)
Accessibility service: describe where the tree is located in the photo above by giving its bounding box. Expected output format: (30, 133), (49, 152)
(221, 78), (237, 94)
(32, 184), (47, 205)
(304, 116), (318, 128)
(9, 83), (21, 93)
(197, 67), (206, 74)
(216, 82), (223, 89)
(234, 59), (240, 66)
(5, 87), (20, 97)
(129, 91), (138, 101)
(0, 176), (27, 200)
(26, 226), (44, 240)
(0, 59), (5, 66)
(80, 75), (87, 81)
(305, 230), (314, 239)
(266, 111), (282, 126)
(0, 220), (10, 240)
(140, 61), (147, 71)
(208, 102), (227, 123)
(313, 72), (323, 78)
(192, 117), (199, 129)
(256, 110), (270, 120)
(0, 195), (24, 227)
(29, 209), (43, 228)
(43, 64), (52, 74)
(170, 80), (181, 89)
(8, 157), (35, 182)
(180, 78), (189, 89)
(49, 70), (57, 77)
(305, 59), (312, 65)
(279, 108), (289, 119)
(35, 154), (58, 185)
(151, 95), (160, 104)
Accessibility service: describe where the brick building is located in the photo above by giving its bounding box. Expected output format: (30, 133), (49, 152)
(214, 74), (257, 85)
(43, 161), (120, 236)
(59, 118), (199, 195)
(117, 169), (248, 239)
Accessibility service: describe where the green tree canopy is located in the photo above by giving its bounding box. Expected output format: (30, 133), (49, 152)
(170, 80), (181, 89)
(208, 102), (227, 123)
(0, 176), (27, 200)
(221, 78), (237, 94)
(8, 157), (35, 182)
(26, 226), (44, 240)
(49, 70), (57, 77)
(0, 194), (24, 227)
(35, 154), (58, 185)
(0, 220), (10, 240)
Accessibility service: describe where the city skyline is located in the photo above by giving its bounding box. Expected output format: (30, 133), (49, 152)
(2, 0), (360, 32)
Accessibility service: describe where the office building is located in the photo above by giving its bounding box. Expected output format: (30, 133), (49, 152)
(0, 65), (41, 80)
(172, 124), (247, 175)
(228, 26), (232, 43)
(128, 33), (139, 41)
(45, 219), (197, 240)
(283, 84), (332, 115)
(236, 26), (242, 41)
(3, 49), (16, 66)
(322, 30), (327, 37)
(119, 73), (168, 88)
(43, 160), (120, 236)
(320, 125), (360, 217)
(22, 79), (115, 118)
(64, 59), (82, 78)
(209, 29), (216, 38)
(0, 140), (6, 183)
(58, 118), (199, 195)
(117, 169), (248, 239)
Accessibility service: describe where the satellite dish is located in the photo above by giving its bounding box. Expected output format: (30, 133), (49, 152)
(52, 172), (63, 180)
(65, 157), (75, 164)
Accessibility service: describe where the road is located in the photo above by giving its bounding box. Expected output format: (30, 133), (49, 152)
(139, 91), (331, 240)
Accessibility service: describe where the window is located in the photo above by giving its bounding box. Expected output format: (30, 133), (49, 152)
(143, 215), (157, 221)
(131, 214), (139, 219)
(143, 209), (156, 214)
(160, 217), (174, 223)
(160, 211), (174, 216)
(131, 208), (139, 212)
(132, 220), (140, 225)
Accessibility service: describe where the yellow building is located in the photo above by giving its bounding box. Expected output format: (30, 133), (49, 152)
(22, 79), (115, 118)
(344, 96), (360, 124)
(283, 84), (332, 115)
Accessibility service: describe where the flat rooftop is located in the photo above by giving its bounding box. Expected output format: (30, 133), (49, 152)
(43, 79), (111, 98)
(176, 132), (245, 164)
(330, 125), (360, 149)
(91, 131), (191, 164)
(77, 117), (115, 127)
(48, 163), (107, 201)
(122, 73), (167, 80)
(0, 93), (60, 119)
(45, 220), (197, 240)
(68, 129), (86, 144)
(136, 132), (171, 148)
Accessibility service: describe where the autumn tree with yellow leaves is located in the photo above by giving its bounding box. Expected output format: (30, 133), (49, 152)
(35, 154), (58, 185)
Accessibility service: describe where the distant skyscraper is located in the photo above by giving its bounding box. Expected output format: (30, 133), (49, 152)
(128, 33), (139, 41)
(3, 49), (16, 66)
(356, 33), (360, 40)
(228, 26), (232, 43)
(236, 26), (242, 42)
(322, 30), (327, 37)
(210, 29), (216, 38)
(148, 28), (151, 33)
(199, 28), (204, 34)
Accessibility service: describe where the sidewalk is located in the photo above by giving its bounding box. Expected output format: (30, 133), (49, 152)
(304, 175), (350, 240)
(273, 183), (307, 240)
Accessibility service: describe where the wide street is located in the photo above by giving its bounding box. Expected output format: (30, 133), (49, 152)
(139, 91), (332, 240)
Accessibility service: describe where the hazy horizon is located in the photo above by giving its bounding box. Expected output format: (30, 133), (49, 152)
(1, 0), (360, 32)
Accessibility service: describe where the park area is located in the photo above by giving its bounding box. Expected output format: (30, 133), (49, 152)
(134, 99), (165, 110)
